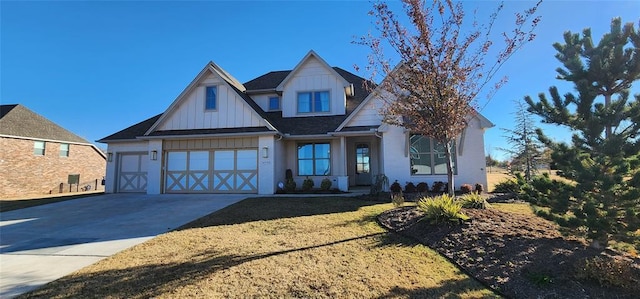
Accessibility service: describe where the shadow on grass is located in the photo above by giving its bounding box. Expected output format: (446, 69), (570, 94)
(179, 196), (383, 229)
(0, 192), (104, 212)
(17, 231), (412, 299)
(376, 279), (501, 299)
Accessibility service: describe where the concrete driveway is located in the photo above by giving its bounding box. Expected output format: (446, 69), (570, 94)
(0, 193), (250, 298)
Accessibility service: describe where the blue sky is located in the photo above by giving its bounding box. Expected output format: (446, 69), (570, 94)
(2, 0), (639, 160)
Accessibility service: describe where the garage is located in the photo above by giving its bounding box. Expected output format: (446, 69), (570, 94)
(117, 153), (148, 192)
(164, 149), (257, 193)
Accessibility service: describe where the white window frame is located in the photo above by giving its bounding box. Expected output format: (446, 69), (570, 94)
(296, 90), (330, 114)
(34, 141), (46, 156)
(205, 85), (217, 111)
(59, 143), (70, 157)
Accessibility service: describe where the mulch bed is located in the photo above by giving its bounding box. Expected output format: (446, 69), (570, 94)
(378, 202), (640, 299)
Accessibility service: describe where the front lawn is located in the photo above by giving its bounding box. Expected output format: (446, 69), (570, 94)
(19, 197), (498, 298)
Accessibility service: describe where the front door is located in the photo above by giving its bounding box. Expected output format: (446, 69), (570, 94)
(355, 143), (371, 185)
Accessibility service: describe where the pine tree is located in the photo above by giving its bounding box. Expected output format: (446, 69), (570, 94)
(499, 100), (545, 181)
(525, 18), (640, 248)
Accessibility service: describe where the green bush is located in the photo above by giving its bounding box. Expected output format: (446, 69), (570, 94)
(460, 192), (488, 209)
(474, 183), (484, 193)
(416, 182), (429, 193)
(390, 180), (402, 193)
(575, 256), (639, 289)
(417, 194), (469, 224)
(391, 193), (405, 207)
(404, 182), (416, 193)
(320, 178), (332, 190)
(493, 179), (520, 193)
(302, 177), (314, 191)
(431, 181), (445, 193)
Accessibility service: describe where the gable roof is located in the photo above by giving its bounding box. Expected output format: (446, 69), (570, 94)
(275, 50), (350, 92)
(100, 54), (375, 141)
(0, 104), (90, 144)
(144, 61), (275, 135)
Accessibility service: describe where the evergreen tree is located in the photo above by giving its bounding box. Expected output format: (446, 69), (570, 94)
(526, 18), (640, 248)
(499, 99), (545, 181)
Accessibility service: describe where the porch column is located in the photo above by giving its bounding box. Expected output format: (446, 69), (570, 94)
(337, 136), (348, 191)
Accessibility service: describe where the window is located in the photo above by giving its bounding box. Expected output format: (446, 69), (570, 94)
(268, 96), (280, 111)
(409, 135), (457, 175)
(205, 86), (217, 110)
(297, 143), (331, 176)
(34, 141), (46, 156)
(297, 91), (329, 113)
(59, 143), (70, 157)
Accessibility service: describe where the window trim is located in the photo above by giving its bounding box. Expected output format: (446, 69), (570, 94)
(59, 143), (70, 157)
(268, 96), (281, 111)
(296, 90), (331, 114)
(409, 135), (457, 176)
(205, 85), (218, 111)
(297, 142), (331, 176)
(34, 141), (46, 156)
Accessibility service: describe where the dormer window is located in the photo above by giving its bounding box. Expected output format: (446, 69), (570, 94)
(205, 86), (217, 110)
(297, 91), (330, 113)
(268, 96), (280, 111)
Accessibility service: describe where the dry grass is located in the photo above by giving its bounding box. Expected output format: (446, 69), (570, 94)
(490, 203), (535, 216)
(486, 167), (568, 192)
(19, 197), (498, 299)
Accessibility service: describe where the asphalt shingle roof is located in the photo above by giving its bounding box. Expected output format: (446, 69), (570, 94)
(100, 65), (375, 141)
(0, 104), (90, 143)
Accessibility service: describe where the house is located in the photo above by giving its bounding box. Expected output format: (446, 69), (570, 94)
(0, 104), (107, 198)
(98, 51), (493, 195)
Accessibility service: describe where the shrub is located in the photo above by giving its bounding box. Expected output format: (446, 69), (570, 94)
(405, 182), (416, 193)
(431, 181), (445, 193)
(416, 182), (429, 193)
(302, 177), (314, 191)
(417, 194), (469, 224)
(493, 179), (520, 193)
(320, 178), (332, 191)
(460, 184), (473, 194)
(284, 169), (296, 192)
(575, 256), (639, 289)
(474, 183), (484, 193)
(391, 193), (405, 207)
(390, 180), (403, 193)
(460, 192), (488, 209)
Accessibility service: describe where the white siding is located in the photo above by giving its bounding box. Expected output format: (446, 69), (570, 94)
(381, 120), (489, 191)
(281, 56), (347, 118)
(252, 93), (280, 112)
(157, 72), (263, 130)
(344, 97), (383, 127)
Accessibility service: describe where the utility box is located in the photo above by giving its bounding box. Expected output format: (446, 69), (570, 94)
(68, 174), (80, 185)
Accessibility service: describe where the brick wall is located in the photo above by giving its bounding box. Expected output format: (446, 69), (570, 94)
(0, 137), (106, 199)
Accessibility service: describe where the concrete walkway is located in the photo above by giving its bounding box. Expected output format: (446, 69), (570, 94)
(0, 193), (250, 298)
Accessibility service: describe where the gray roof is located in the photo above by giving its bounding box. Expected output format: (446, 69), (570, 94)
(0, 104), (90, 143)
(99, 66), (374, 142)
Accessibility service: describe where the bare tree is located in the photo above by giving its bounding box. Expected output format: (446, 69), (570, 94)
(357, 0), (541, 195)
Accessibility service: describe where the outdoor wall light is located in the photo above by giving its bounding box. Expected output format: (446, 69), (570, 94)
(151, 150), (158, 160)
(262, 146), (269, 158)
(107, 152), (113, 162)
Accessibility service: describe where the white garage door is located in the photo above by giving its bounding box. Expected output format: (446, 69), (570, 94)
(118, 153), (148, 192)
(165, 149), (257, 193)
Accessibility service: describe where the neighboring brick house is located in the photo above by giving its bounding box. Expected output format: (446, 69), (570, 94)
(0, 104), (106, 199)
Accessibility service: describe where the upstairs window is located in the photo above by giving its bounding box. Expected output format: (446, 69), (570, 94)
(297, 143), (331, 176)
(409, 135), (457, 175)
(205, 86), (217, 110)
(34, 141), (46, 156)
(60, 143), (70, 157)
(268, 96), (280, 111)
(297, 91), (330, 113)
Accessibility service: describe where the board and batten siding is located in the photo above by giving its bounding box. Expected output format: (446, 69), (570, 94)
(163, 137), (259, 150)
(282, 56), (347, 118)
(158, 73), (263, 131)
(344, 97), (383, 127)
